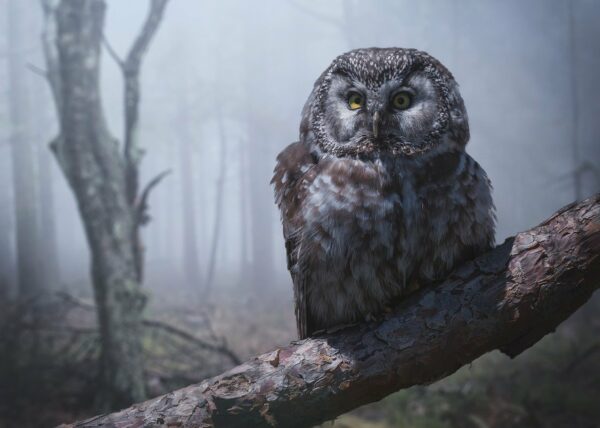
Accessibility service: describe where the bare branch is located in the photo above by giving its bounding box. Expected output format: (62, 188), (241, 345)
(287, 0), (343, 28)
(56, 291), (95, 310)
(101, 34), (124, 69)
(136, 169), (171, 226)
(124, 0), (170, 75)
(55, 291), (240, 365)
(143, 319), (241, 366)
(58, 194), (600, 428)
(26, 62), (48, 78)
(39, 0), (62, 116)
(123, 0), (170, 205)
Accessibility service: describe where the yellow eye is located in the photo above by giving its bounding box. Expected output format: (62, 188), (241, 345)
(347, 92), (364, 110)
(392, 91), (412, 109)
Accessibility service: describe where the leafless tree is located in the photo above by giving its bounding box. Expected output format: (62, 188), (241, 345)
(39, 0), (170, 409)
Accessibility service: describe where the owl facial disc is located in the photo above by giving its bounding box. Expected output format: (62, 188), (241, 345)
(301, 48), (470, 158)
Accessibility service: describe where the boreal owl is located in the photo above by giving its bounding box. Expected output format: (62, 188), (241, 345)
(272, 48), (495, 339)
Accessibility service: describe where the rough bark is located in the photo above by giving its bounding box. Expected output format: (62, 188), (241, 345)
(49, 0), (146, 409)
(40, 0), (169, 409)
(60, 194), (600, 428)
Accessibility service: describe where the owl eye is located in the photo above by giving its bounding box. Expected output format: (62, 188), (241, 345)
(392, 91), (412, 109)
(347, 92), (364, 110)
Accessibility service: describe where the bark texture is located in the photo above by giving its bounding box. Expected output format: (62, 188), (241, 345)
(60, 194), (600, 428)
(41, 0), (169, 409)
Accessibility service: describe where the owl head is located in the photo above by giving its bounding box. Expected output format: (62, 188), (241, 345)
(300, 48), (469, 158)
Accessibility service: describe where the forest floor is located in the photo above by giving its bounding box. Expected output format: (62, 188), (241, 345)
(1, 277), (599, 428)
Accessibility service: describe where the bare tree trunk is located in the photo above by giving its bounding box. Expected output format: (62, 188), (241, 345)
(238, 137), (249, 279)
(7, 0), (41, 298)
(243, 11), (274, 289)
(35, 83), (60, 289)
(178, 96), (201, 288)
(40, 0), (169, 409)
(0, 156), (14, 297)
(0, 173), (13, 298)
(58, 194), (600, 428)
(204, 107), (227, 292)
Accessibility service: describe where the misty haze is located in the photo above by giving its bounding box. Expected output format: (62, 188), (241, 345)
(0, 1), (599, 427)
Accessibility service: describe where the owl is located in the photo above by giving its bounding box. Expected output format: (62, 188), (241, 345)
(272, 48), (495, 339)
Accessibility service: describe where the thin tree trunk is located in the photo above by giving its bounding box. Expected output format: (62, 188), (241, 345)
(204, 107), (227, 293)
(0, 173), (13, 299)
(238, 137), (249, 279)
(243, 11), (274, 289)
(178, 96), (201, 288)
(36, 86), (60, 289)
(7, 0), (41, 298)
(59, 194), (600, 428)
(0, 154), (14, 298)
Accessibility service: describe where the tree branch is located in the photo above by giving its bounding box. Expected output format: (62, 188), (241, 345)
(55, 291), (240, 365)
(39, 0), (63, 118)
(143, 319), (241, 366)
(101, 34), (124, 69)
(286, 0), (343, 29)
(123, 0), (170, 205)
(59, 194), (600, 428)
(118, 0), (170, 283)
(135, 169), (171, 226)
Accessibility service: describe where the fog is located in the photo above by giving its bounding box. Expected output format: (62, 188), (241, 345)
(2, 0), (598, 298)
(0, 0), (599, 425)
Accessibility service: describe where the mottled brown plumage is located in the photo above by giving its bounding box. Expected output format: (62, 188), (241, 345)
(273, 48), (495, 339)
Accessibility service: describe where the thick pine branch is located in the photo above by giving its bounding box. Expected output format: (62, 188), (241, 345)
(60, 194), (600, 428)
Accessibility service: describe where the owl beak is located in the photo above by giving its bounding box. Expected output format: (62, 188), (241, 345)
(372, 111), (381, 139)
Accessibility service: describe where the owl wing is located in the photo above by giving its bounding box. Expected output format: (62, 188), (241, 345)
(272, 141), (318, 339)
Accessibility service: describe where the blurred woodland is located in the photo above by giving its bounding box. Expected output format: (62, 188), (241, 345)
(0, 0), (599, 427)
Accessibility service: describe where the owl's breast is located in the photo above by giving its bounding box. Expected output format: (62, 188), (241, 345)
(300, 158), (419, 303)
